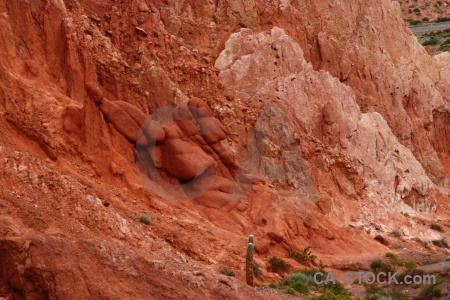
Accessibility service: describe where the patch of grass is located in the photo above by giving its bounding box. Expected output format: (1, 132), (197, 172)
(269, 257), (291, 272)
(430, 224), (442, 232)
(405, 261), (417, 270)
(385, 253), (403, 266)
(269, 282), (277, 288)
(139, 215), (151, 225)
(219, 268), (235, 276)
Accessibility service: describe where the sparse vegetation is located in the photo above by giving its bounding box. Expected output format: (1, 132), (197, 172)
(422, 38), (439, 46)
(206, 227), (213, 234)
(219, 268), (235, 276)
(269, 257), (291, 272)
(394, 244), (404, 249)
(418, 277), (444, 300)
(404, 260), (417, 270)
(370, 260), (396, 274)
(392, 230), (401, 238)
(288, 246), (317, 266)
(385, 253), (403, 266)
(436, 17), (450, 23)
(430, 224), (442, 232)
(139, 215), (151, 225)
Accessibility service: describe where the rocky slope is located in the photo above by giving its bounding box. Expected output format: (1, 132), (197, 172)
(395, 0), (450, 21)
(0, 0), (449, 299)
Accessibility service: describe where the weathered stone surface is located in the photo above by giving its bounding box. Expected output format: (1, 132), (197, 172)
(254, 240), (271, 255)
(266, 231), (284, 243)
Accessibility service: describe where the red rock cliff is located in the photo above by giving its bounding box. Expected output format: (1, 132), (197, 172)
(0, 0), (449, 299)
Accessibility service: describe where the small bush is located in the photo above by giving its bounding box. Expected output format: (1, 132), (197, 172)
(219, 269), (235, 276)
(139, 215), (151, 225)
(419, 283), (442, 299)
(409, 20), (422, 25)
(290, 281), (309, 293)
(206, 228), (213, 234)
(436, 17), (450, 23)
(269, 282), (277, 288)
(423, 38), (439, 46)
(392, 230), (401, 237)
(269, 257), (291, 272)
(370, 260), (395, 274)
(430, 224), (442, 231)
(288, 246), (317, 266)
(394, 244), (404, 249)
(405, 261), (417, 270)
(280, 271), (313, 286)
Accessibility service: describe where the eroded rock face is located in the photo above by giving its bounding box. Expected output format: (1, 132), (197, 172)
(87, 82), (243, 211)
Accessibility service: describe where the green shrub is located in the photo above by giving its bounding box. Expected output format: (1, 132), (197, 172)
(285, 287), (296, 296)
(394, 244), (404, 249)
(219, 269), (235, 276)
(430, 224), (442, 231)
(308, 281), (352, 300)
(392, 230), (401, 237)
(419, 283), (442, 299)
(436, 17), (450, 23)
(288, 246), (318, 266)
(370, 260), (395, 274)
(290, 281), (309, 293)
(413, 8), (420, 12)
(405, 261), (417, 270)
(423, 38), (439, 46)
(409, 20), (422, 25)
(139, 215), (151, 225)
(269, 257), (291, 272)
(269, 282), (277, 288)
(422, 17), (429, 22)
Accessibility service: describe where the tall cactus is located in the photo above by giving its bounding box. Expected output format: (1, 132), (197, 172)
(246, 234), (254, 286)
